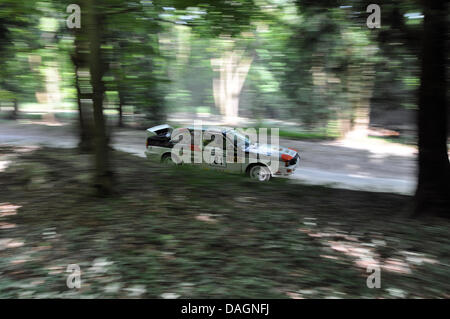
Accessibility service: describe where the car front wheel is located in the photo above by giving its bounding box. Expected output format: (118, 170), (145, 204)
(249, 165), (271, 182)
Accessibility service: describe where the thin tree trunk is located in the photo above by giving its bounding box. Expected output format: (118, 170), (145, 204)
(86, 0), (113, 195)
(112, 42), (126, 128)
(72, 13), (94, 153)
(118, 89), (124, 127)
(12, 98), (18, 119)
(72, 54), (94, 152)
(414, 0), (449, 217)
(345, 62), (375, 139)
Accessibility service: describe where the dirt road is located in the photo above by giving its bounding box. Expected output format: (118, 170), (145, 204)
(0, 121), (417, 194)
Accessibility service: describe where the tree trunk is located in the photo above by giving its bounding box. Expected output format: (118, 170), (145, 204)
(72, 52), (94, 152)
(414, 0), (449, 217)
(12, 98), (18, 119)
(71, 3), (95, 153)
(345, 62), (375, 139)
(118, 89), (124, 127)
(86, 0), (113, 195)
(211, 50), (252, 124)
(112, 41), (125, 128)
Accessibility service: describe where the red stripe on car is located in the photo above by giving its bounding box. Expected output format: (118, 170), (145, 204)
(281, 153), (293, 161)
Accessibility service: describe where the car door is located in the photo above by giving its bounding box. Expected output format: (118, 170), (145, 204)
(223, 134), (245, 174)
(202, 133), (244, 174)
(201, 131), (227, 171)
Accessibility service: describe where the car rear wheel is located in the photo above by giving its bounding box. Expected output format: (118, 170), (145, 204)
(161, 153), (178, 166)
(249, 165), (271, 182)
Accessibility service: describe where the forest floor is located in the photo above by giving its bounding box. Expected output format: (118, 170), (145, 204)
(0, 146), (448, 298)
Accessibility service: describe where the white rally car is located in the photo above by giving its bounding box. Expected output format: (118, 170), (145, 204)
(144, 124), (300, 181)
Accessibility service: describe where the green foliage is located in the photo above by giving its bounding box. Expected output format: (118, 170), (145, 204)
(0, 0), (424, 134)
(100, 1), (170, 126)
(169, 0), (260, 37)
(0, 1), (43, 106)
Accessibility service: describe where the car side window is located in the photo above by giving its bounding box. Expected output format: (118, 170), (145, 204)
(224, 135), (235, 151)
(201, 131), (221, 149)
(202, 134), (214, 147)
(171, 128), (191, 146)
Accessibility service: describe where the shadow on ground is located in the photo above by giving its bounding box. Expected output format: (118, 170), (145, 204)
(0, 146), (448, 298)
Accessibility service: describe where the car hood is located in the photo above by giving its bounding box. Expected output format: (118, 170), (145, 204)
(245, 143), (299, 161)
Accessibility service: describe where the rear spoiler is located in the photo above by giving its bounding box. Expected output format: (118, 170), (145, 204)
(146, 124), (173, 137)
